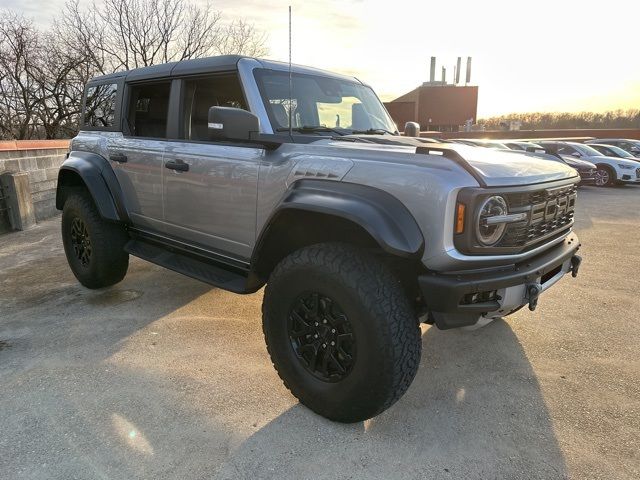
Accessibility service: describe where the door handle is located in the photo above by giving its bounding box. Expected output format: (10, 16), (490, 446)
(165, 159), (189, 172)
(110, 153), (127, 163)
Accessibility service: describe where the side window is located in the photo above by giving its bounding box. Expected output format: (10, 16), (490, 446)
(126, 82), (171, 138)
(84, 83), (118, 128)
(181, 74), (247, 141)
(557, 145), (576, 155)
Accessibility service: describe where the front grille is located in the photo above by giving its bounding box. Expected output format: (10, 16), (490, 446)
(500, 184), (577, 249)
(454, 180), (579, 255)
(636, 167), (640, 179)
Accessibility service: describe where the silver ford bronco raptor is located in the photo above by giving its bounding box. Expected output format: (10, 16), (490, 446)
(57, 55), (582, 422)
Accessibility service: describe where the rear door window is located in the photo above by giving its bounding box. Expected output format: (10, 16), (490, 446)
(126, 82), (172, 138)
(83, 83), (118, 128)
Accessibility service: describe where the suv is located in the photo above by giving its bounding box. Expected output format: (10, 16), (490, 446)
(57, 55), (582, 423)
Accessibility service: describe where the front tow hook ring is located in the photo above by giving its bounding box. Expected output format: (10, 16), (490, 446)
(527, 283), (543, 311)
(570, 255), (582, 278)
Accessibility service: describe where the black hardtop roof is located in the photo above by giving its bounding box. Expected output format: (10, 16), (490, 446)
(87, 55), (360, 86)
(87, 54), (249, 84)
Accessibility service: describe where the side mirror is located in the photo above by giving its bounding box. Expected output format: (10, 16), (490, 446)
(208, 106), (259, 141)
(404, 121), (421, 137)
(571, 152), (582, 158)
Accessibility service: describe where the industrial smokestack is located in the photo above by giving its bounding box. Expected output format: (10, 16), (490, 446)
(455, 57), (461, 84)
(466, 56), (472, 84)
(430, 57), (436, 83)
(441, 66), (446, 83)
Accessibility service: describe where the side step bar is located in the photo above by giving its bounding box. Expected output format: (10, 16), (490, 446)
(125, 238), (250, 294)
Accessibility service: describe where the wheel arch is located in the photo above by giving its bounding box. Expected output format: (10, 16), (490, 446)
(595, 162), (616, 178)
(56, 151), (129, 223)
(250, 180), (425, 281)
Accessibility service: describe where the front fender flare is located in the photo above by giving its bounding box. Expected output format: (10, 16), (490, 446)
(256, 179), (425, 259)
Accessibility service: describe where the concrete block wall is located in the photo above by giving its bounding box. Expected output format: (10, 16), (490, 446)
(0, 141), (69, 225)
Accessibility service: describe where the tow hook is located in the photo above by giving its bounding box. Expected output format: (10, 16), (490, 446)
(526, 283), (543, 311)
(570, 255), (582, 278)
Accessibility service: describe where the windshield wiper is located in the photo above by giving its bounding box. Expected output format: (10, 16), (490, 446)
(349, 128), (397, 136)
(276, 125), (346, 136)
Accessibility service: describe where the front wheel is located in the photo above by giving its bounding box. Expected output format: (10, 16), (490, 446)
(594, 166), (615, 187)
(61, 189), (129, 289)
(262, 243), (422, 423)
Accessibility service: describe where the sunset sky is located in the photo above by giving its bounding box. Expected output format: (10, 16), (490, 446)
(9, 0), (640, 117)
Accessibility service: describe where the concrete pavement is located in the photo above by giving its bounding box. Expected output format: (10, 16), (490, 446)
(0, 185), (638, 479)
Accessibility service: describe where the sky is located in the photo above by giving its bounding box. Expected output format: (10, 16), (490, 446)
(7, 0), (640, 117)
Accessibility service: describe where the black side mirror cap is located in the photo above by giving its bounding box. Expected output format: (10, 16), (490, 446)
(208, 106), (260, 141)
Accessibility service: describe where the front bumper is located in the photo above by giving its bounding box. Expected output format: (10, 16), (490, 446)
(578, 173), (596, 185)
(619, 172), (640, 183)
(419, 232), (581, 329)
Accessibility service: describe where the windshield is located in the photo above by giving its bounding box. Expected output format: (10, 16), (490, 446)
(254, 69), (397, 135)
(574, 144), (604, 157)
(601, 145), (633, 157)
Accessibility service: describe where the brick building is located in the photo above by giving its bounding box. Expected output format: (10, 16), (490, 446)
(385, 84), (479, 133)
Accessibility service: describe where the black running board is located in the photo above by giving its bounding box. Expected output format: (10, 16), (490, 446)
(125, 238), (250, 293)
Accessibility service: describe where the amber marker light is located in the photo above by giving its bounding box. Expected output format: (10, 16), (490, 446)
(455, 202), (466, 234)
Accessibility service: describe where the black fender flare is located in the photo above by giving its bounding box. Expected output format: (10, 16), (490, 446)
(254, 180), (425, 261)
(56, 151), (129, 223)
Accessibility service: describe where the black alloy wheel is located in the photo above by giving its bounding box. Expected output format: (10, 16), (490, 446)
(70, 217), (92, 266)
(288, 292), (356, 382)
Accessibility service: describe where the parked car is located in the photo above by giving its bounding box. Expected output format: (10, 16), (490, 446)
(56, 55), (583, 423)
(588, 143), (640, 162)
(504, 141), (546, 152)
(585, 139), (640, 158)
(539, 141), (640, 187)
(450, 139), (510, 149)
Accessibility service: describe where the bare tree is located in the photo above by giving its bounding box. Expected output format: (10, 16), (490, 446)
(0, 1), (268, 140)
(478, 110), (640, 130)
(218, 20), (268, 57)
(0, 13), (41, 139)
(59, 0), (267, 73)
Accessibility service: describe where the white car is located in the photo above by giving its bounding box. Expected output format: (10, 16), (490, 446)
(539, 141), (640, 187)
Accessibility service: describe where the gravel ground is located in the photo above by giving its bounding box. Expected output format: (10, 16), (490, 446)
(0, 185), (638, 480)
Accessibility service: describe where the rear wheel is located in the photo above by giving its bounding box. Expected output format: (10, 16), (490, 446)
(61, 189), (129, 288)
(262, 243), (422, 423)
(594, 165), (615, 187)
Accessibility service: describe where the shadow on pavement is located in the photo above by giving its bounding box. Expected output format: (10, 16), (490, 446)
(213, 319), (567, 480)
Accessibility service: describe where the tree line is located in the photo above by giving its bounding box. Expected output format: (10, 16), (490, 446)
(0, 0), (268, 140)
(477, 109), (640, 131)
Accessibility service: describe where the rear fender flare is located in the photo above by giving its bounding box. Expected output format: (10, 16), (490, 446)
(56, 151), (129, 223)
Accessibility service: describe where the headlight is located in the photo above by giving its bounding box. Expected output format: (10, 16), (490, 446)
(476, 195), (508, 246)
(618, 164), (634, 170)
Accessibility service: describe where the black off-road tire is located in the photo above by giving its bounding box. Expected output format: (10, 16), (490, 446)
(61, 189), (129, 289)
(262, 243), (422, 423)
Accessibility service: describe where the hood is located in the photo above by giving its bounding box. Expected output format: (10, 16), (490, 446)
(319, 138), (579, 187)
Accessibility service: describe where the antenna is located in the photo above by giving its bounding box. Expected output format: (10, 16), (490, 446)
(288, 6), (293, 137)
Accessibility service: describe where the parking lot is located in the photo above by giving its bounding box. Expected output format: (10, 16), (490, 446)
(0, 185), (638, 480)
